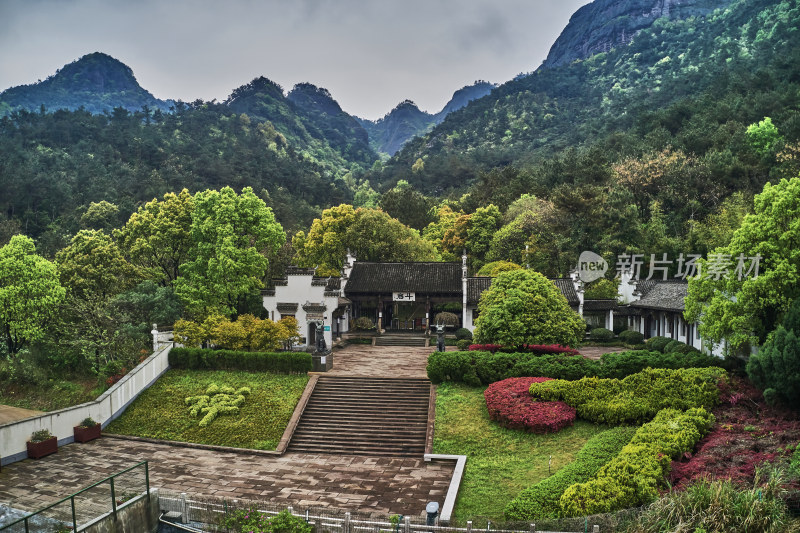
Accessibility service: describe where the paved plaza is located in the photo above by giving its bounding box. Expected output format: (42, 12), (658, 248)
(0, 345), (452, 517)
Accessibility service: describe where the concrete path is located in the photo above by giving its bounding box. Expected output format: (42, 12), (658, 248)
(0, 405), (43, 424)
(578, 345), (627, 360)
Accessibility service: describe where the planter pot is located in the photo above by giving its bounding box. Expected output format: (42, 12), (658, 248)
(74, 423), (101, 443)
(26, 436), (57, 459)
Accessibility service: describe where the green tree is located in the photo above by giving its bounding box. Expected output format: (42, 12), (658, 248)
(476, 260), (522, 277)
(746, 297), (800, 406)
(0, 235), (65, 354)
(293, 204), (356, 272)
(56, 229), (142, 370)
(175, 187), (285, 318)
(80, 200), (120, 231)
(115, 189), (194, 285)
(474, 269), (585, 348)
(379, 180), (434, 230)
(746, 117), (784, 158)
(685, 177), (800, 349)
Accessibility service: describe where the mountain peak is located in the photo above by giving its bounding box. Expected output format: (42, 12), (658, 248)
(541, 0), (735, 69)
(0, 52), (169, 115)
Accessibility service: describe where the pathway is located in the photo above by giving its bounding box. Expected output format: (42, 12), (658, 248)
(0, 405), (43, 424)
(327, 344), (437, 378)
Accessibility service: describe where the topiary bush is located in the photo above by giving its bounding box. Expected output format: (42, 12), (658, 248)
(504, 426), (637, 520)
(455, 328), (473, 341)
(664, 340), (682, 353)
(590, 328), (614, 341)
(484, 377), (575, 434)
(558, 408), (715, 516)
(529, 367), (726, 425)
(747, 297), (800, 407)
(645, 336), (673, 352)
(352, 316), (375, 330)
(618, 330), (644, 345)
(456, 339), (471, 351)
(169, 347), (312, 373)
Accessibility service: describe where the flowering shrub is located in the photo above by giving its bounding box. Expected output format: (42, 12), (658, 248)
(484, 377), (576, 433)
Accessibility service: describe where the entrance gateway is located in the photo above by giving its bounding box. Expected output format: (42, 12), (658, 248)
(261, 252), (585, 349)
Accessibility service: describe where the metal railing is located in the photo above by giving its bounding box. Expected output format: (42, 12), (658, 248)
(0, 461), (149, 532)
(158, 492), (607, 533)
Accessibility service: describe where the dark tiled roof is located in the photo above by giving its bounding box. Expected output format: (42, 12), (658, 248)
(302, 303), (328, 313)
(465, 276), (580, 307)
(276, 302), (298, 313)
(262, 289), (276, 297)
(345, 262), (463, 295)
(634, 279), (657, 297)
(551, 278), (580, 306)
(286, 266), (316, 276)
(629, 281), (688, 312)
(467, 277), (492, 305)
(583, 299), (618, 311)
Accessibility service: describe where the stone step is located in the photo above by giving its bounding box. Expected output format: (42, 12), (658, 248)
(288, 376), (431, 457)
(374, 336), (428, 347)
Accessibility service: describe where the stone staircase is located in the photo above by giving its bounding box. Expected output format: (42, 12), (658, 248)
(288, 376), (430, 457)
(374, 334), (428, 347)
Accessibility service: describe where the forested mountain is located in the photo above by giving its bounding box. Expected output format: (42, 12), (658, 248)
(541, 0), (735, 68)
(0, 52), (171, 116)
(358, 81), (495, 156)
(227, 78), (377, 170)
(372, 0), (800, 195)
(0, 103), (353, 251)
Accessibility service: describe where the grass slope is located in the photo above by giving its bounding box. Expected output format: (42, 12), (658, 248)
(0, 378), (102, 411)
(433, 382), (610, 523)
(106, 370), (308, 450)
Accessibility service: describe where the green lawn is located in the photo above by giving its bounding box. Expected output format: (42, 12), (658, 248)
(433, 382), (609, 524)
(106, 369), (308, 450)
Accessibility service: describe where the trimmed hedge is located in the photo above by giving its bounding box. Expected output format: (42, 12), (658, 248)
(169, 347), (312, 373)
(618, 330), (644, 345)
(455, 328), (474, 341)
(590, 328), (614, 341)
(468, 344), (580, 356)
(426, 350), (724, 386)
(504, 426), (637, 520)
(484, 377), (576, 434)
(528, 367), (725, 425)
(559, 407), (716, 516)
(645, 336), (673, 352)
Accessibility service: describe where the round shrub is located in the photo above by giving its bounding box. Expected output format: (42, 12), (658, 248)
(590, 328), (614, 341)
(484, 377), (576, 434)
(456, 339), (471, 351)
(645, 336), (673, 353)
(664, 340), (683, 353)
(619, 330), (644, 345)
(455, 328), (473, 341)
(352, 316), (375, 330)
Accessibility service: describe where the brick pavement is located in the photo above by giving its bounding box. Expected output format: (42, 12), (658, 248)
(0, 437), (453, 516)
(328, 344), (437, 378)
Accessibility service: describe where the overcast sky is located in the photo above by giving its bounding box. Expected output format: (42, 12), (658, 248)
(0, 0), (590, 119)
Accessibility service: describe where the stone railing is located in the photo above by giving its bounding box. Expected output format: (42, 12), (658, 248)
(0, 341), (172, 466)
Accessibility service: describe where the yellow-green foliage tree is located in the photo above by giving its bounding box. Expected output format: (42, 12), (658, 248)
(175, 314), (298, 351)
(0, 235), (65, 354)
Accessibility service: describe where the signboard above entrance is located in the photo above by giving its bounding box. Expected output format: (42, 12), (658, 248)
(393, 292), (416, 302)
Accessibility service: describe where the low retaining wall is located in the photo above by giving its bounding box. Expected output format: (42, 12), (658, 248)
(82, 489), (160, 533)
(0, 343), (172, 466)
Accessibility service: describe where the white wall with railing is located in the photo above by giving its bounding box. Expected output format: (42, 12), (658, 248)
(0, 336), (173, 466)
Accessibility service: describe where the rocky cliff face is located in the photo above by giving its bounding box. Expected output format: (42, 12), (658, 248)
(541, 0), (733, 69)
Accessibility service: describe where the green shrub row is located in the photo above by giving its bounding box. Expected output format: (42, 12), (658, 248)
(169, 348), (312, 374)
(426, 350), (723, 386)
(528, 367), (725, 425)
(618, 330), (644, 345)
(504, 426), (637, 520)
(589, 328), (614, 341)
(559, 407), (716, 516)
(645, 336), (700, 354)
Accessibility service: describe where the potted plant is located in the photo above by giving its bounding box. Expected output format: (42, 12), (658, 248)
(73, 417), (101, 443)
(27, 429), (57, 459)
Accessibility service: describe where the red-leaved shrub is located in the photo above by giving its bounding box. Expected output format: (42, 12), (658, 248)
(469, 344), (580, 356)
(669, 376), (800, 489)
(484, 377), (576, 433)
